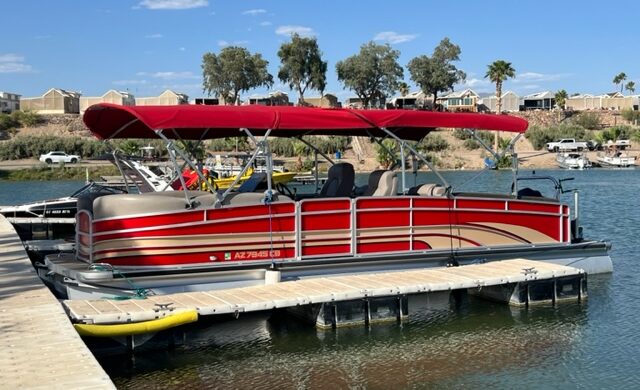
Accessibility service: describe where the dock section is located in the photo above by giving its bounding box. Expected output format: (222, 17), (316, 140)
(0, 215), (114, 389)
(64, 259), (584, 326)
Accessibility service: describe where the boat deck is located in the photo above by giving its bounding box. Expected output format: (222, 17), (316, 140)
(0, 215), (114, 389)
(64, 259), (583, 325)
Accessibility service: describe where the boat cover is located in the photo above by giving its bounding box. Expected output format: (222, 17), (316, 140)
(83, 103), (528, 141)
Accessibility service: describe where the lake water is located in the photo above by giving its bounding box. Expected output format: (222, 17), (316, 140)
(1, 169), (639, 388)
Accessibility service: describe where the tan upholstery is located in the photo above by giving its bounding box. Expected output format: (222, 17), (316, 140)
(417, 183), (447, 197)
(372, 171), (398, 196)
(222, 192), (293, 206)
(93, 192), (193, 219)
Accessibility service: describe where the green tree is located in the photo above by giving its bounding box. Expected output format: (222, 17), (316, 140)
(277, 33), (327, 105)
(336, 42), (403, 108)
(555, 89), (568, 110)
(625, 81), (636, 95)
(407, 38), (466, 110)
(485, 60), (516, 114)
(613, 72), (627, 93)
(119, 140), (140, 156)
(202, 46), (274, 105)
(398, 82), (409, 97)
(374, 138), (398, 169)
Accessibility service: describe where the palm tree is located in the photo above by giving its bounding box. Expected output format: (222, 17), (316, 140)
(625, 81), (636, 95)
(485, 60), (516, 150)
(554, 89), (568, 110)
(613, 72), (627, 93)
(398, 82), (409, 97)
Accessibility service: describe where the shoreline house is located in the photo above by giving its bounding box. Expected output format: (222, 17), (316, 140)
(565, 92), (637, 111)
(344, 96), (386, 109)
(247, 90), (290, 106)
(193, 98), (220, 105)
(0, 91), (21, 113)
(437, 89), (479, 112)
(388, 91), (433, 110)
(20, 88), (81, 114)
(478, 91), (520, 112)
(79, 90), (135, 114)
(304, 93), (340, 108)
(521, 91), (555, 110)
(136, 90), (189, 106)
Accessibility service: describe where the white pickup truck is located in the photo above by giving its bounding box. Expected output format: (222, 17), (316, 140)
(546, 139), (589, 152)
(39, 151), (81, 164)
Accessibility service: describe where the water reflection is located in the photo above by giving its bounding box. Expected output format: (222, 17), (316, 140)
(100, 295), (592, 389)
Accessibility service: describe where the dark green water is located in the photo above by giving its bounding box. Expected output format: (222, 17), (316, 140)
(1, 169), (638, 388)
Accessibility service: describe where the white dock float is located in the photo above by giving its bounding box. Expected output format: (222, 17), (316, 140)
(63, 259), (584, 326)
(0, 215), (114, 389)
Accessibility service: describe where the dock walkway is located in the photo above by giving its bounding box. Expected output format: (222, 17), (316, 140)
(0, 215), (114, 389)
(64, 259), (582, 325)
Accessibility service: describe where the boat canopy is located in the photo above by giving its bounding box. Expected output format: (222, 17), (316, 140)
(83, 103), (528, 141)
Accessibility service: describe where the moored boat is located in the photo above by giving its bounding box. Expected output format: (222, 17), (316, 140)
(556, 152), (592, 170)
(39, 104), (612, 299)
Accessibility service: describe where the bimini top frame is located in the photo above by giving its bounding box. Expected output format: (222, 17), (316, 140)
(83, 104), (529, 202)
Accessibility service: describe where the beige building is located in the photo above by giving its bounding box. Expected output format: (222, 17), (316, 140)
(80, 90), (135, 113)
(247, 90), (290, 106)
(565, 92), (636, 111)
(388, 91), (433, 110)
(20, 88), (81, 114)
(135, 90), (189, 106)
(0, 91), (21, 113)
(479, 91), (520, 112)
(304, 93), (340, 108)
(438, 89), (479, 112)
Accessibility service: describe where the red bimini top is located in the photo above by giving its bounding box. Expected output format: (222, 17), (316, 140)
(83, 103), (528, 141)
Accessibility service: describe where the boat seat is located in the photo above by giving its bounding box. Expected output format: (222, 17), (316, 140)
(409, 183), (447, 197)
(319, 162), (354, 197)
(368, 171), (397, 196)
(92, 191), (212, 220)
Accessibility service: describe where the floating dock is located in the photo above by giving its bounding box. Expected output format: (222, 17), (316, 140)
(63, 259), (585, 329)
(0, 215), (114, 389)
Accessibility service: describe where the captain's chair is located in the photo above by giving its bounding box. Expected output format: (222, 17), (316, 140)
(365, 170), (397, 196)
(320, 162), (355, 197)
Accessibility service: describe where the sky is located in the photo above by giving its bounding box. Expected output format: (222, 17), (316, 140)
(1, 0), (639, 102)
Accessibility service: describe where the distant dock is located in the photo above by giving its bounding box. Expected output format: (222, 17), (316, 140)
(0, 215), (114, 389)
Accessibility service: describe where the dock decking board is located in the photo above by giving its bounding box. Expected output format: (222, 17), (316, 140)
(0, 215), (115, 389)
(63, 257), (583, 325)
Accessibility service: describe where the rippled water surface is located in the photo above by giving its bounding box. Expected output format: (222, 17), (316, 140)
(2, 170), (639, 388)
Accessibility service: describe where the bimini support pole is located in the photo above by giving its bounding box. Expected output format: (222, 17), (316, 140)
(216, 128), (273, 206)
(379, 127), (450, 189)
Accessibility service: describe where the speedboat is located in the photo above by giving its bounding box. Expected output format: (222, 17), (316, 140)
(556, 152), (591, 170)
(39, 104), (613, 299)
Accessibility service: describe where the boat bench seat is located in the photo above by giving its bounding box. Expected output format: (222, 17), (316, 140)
(92, 191), (293, 220)
(408, 183), (447, 197)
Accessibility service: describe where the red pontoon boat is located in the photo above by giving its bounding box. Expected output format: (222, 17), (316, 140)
(40, 104), (612, 299)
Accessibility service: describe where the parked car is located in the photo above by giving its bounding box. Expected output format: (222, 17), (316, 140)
(587, 140), (601, 151)
(39, 151), (81, 164)
(546, 138), (588, 152)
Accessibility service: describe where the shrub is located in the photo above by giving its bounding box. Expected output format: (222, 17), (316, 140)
(599, 125), (635, 142)
(621, 108), (640, 124)
(572, 112), (601, 130)
(417, 134), (448, 152)
(11, 110), (41, 127)
(0, 113), (19, 132)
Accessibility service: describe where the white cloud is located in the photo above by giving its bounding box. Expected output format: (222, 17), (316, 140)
(522, 84), (541, 90)
(373, 31), (418, 44)
(513, 72), (567, 83)
(113, 79), (148, 86)
(259, 21), (272, 27)
(217, 40), (249, 47)
(0, 53), (33, 73)
(462, 78), (491, 88)
(137, 0), (208, 10)
(137, 71), (199, 80)
(179, 47), (186, 51)
(275, 25), (316, 37)
(242, 9), (266, 16)
(145, 33), (163, 39)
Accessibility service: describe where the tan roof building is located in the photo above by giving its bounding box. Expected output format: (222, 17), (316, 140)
(565, 92), (636, 111)
(388, 91), (433, 110)
(247, 90), (290, 106)
(0, 91), (21, 113)
(80, 90), (135, 113)
(478, 91), (520, 112)
(437, 89), (479, 112)
(304, 93), (340, 108)
(20, 88), (81, 114)
(135, 90), (189, 106)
